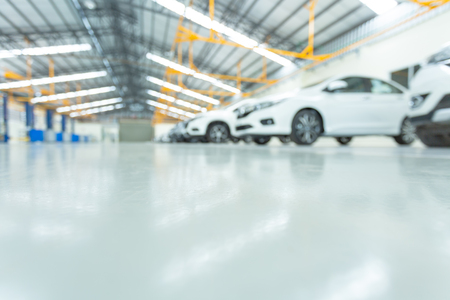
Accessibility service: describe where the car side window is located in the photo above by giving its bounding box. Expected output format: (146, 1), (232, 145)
(369, 79), (403, 94)
(334, 77), (368, 93)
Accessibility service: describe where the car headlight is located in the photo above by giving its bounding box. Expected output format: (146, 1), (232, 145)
(237, 99), (285, 119)
(410, 94), (430, 109)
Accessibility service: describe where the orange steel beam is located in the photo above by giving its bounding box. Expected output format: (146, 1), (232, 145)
(408, 0), (450, 6)
(175, 0), (330, 62)
(76, 83), (81, 105)
(4, 70), (25, 80)
(165, 68), (277, 84)
(49, 58), (55, 95)
(237, 60), (241, 90)
(209, 0), (214, 38)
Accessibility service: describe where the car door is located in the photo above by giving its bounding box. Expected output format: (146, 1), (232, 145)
(366, 78), (406, 134)
(324, 77), (376, 135)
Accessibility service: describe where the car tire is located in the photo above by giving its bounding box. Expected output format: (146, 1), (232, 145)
(253, 136), (271, 145)
(291, 109), (323, 145)
(393, 119), (416, 145)
(336, 137), (352, 145)
(188, 137), (200, 143)
(231, 137), (240, 144)
(206, 122), (230, 143)
(279, 136), (291, 144)
(416, 125), (450, 147)
(243, 136), (253, 144)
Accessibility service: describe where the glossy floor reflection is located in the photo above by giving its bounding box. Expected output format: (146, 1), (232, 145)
(1, 140), (450, 300)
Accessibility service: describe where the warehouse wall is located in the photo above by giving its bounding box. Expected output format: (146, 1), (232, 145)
(257, 7), (450, 97)
(8, 101), (27, 142)
(119, 119), (154, 142)
(74, 122), (103, 142)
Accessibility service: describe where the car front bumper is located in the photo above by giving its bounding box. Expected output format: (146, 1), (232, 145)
(411, 94), (450, 126)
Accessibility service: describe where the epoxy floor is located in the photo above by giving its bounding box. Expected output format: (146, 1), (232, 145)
(1, 139), (450, 300)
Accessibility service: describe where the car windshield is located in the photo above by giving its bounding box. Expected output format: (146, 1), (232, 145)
(223, 100), (253, 111)
(428, 45), (450, 64)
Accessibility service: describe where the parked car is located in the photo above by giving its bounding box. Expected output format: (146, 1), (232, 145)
(185, 99), (257, 143)
(409, 44), (450, 147)
(168, 121), (189, 143)
(234, 75), (415, 146)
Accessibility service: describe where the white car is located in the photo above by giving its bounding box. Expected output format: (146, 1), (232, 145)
(409, 44), (450, 147)
(235, 75), (415, 146)
(185, 99), (256, 143)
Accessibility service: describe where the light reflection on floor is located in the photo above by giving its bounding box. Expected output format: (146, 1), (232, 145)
(1, 140), (450, 300)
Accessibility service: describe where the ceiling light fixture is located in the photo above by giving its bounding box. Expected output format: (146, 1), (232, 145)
(70, 103), (124, 118)
(0, 71), (107, 90)
(146, 76), (220, 105)
(360, 0), (398, 15)
(31, 86), (116, 103)
(157, 109), (189, 121)
(147, 89), (207, 112)
(147, 53), (241, 94)
(56, 97), (122, 113)
(152, 0), (292, 66)
(0, 44), (92, 59)
(147, 100), (196, 118)
(84, 0), (97, 9)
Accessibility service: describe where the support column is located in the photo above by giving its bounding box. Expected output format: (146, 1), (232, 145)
(1, 94), (8, 143)
(46, 109), (53, 130)
(45, 109), (55, 142)
(61, 115), (66, 132)
(25, 102), (34, 133)
(71, 118), (75, 133)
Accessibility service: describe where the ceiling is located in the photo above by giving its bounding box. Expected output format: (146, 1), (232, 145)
(0, 0), (378, 117)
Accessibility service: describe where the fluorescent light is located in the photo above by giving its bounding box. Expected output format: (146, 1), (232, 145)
(147, 100), (196, 118)
(147, 53), (240, 93)
(147, 76), (220, 105)
(153, 0), (185, 15)
(152, 0), (292, 66)
(147, 100), (168, 110)
(174, 99), (207, 112)
(360, 0), (398, 15)
(0, 50), (19, 59)
(148, 90), (175, 102)
(70, 103), (123, 118)
(0, 71), (107, 90)
(0, 44), (92, 59)
(31, 86), (116, 103)
(147, 89), (206, 112)
(56, 97), (122, 113)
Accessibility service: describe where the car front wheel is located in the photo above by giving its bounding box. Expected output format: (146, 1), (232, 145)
(231, 137), (240, 144)
(253, 136), (271, 145)
(291, 109), (323, 145)
(416, 125), (450, 147)
(279, 136), (291, 144)
(394, 119), (416, 145)
(336, 137), (352, 145)
(206, 122), (230, 143)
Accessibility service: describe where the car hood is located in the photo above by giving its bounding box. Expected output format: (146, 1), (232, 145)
(196, 110), (234, 118)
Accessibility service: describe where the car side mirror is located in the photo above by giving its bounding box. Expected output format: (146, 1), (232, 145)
(327, 80), (348, 92)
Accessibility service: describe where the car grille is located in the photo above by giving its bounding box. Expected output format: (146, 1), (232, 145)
(236, 125), (252, 131)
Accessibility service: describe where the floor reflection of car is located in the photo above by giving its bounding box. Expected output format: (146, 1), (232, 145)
(235, 75), (416, 146)
(185, 99), (256, 143)
(409, 43), (450, 147)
